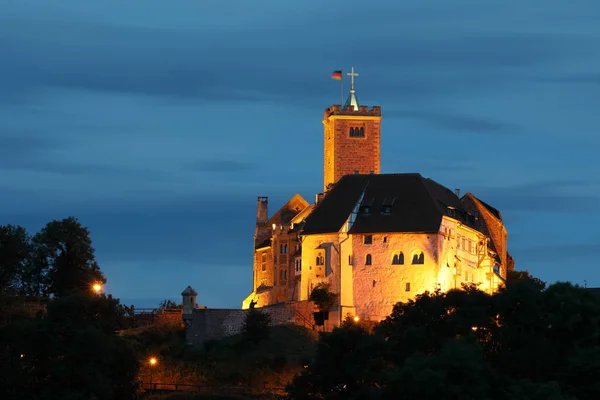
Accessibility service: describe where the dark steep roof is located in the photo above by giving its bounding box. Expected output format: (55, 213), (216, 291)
(302, 173), (477, 235)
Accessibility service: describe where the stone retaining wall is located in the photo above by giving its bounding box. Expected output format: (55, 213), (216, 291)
(185, 300), (319, 347)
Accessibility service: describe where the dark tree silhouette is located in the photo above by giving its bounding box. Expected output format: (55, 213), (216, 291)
(33, 217), (105, 297)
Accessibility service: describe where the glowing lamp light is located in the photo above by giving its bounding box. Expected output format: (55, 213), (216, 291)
(353, 316), (360, 323)
(149, 357), (158, 366)
(92, 283), (102, 293)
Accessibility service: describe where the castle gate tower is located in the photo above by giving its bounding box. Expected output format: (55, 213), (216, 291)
(323, 67), (382, 192)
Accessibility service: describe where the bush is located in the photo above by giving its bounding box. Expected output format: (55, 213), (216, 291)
(243, 309), (272, 344)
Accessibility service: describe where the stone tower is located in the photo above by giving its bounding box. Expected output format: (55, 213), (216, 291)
(322, 67), (382, 192)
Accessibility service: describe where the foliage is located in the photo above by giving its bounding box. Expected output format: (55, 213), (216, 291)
(0, 217), (105, 299)
(34, 216), (106, 297)
(243, 308), (273, 344)
(0, 225), (32, 294)
(288, 274), (600, 400)
(309, 283), (338, 312)
(506, 268), (546, 290)
(159, 299), (183, 309)
(0, 293), (140, 400)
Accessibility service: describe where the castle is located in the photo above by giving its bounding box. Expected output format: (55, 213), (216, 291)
(242, 69), (511, 324)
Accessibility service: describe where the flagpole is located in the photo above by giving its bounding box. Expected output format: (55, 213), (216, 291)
(340, 71), (343, 108)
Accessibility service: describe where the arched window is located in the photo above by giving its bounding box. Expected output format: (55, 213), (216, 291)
(365, 254), (372, 265)
(349, 127), (365, 138)
(392, 252), (404, 265)
(412, 252), (425, 265)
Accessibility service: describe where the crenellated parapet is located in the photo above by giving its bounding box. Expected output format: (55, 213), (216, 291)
(324, 104), (381, 118)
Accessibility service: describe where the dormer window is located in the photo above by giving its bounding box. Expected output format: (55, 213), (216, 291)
(447, 207), (456, 217)
(381, 197), (395, 215)
(349, 127), (365, 137)
(360, 205), (371, 215)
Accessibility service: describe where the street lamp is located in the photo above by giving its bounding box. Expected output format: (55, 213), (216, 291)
(92, 283), (102, 294)
(149, 357), (158, 387)
(353, 315), (360, 323)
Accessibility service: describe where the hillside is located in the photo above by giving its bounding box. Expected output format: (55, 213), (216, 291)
(121, 322), (319, 390)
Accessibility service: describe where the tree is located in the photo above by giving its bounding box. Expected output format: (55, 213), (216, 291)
(506, 269), (546, 290)
(289, 271), (600, 400)
(158, 299), (182, 309)
(242, 308), (272, 344)
(309, 283), (338, 312)
(287, 323), (387, 400)
(0, 294), (140, 400)
(0, 225), (32, 294)
(33, 217), (105, 297)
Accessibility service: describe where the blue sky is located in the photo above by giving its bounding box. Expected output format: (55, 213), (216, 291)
(1, 0), (599, 308)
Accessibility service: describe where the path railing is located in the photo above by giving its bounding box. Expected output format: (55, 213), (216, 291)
(141, 381), (286, 395)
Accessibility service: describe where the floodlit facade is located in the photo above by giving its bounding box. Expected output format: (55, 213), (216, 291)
(243, 69), (511, 324)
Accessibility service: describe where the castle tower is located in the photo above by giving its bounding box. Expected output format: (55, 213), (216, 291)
(323, 67), (382, 192)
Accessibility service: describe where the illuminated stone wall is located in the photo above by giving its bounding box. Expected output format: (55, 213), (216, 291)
(350, 232), (440, 321)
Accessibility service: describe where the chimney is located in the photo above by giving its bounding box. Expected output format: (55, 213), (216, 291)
(256, 197), (268, 224)
(454, 189), (461, 198)
(315, 193), (324, 204)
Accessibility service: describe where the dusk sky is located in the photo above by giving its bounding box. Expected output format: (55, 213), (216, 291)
(2, 0), (599, 308)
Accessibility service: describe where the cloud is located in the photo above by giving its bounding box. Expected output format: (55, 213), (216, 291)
(0, 6), (596, 109)
(512, 242), (600, 264)
(186, 159), (255, 173)
(385, 109), (517, 134)
(543, 73), (600, 85)
(471, 179), (600, 213)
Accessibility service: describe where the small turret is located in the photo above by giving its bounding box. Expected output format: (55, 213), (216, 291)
(181, 286), (198, 320)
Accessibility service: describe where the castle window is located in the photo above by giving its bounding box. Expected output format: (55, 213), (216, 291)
(349, 127), (365, 138)
(405, 282), (411, 292)
(348, 255), (353, 265)
(316, 254), (325, 266)
(295, 258), (301, 273)
(365, 254), (372, 265)
(364, 235), (373, 245)
(383, 236), (387, 243)
(392, 252), (404, 265)
(280, 269), (287, 282)
(280, 243), (288, 254)
(261, 253), (267, 271)
(412, 252), (425, 265)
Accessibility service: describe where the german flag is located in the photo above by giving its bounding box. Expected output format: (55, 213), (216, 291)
(331, 70), (342, 80)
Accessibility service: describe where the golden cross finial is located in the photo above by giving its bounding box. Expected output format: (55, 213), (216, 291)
(347, 66), (359, 91)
